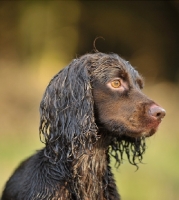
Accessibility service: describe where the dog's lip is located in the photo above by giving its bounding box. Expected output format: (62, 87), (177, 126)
(143, 120), (162, 137)
(149, 120), (160, 129)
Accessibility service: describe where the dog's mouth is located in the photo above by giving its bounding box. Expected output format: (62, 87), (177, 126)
(143, 116), (164, 137)
(97, 106), (165, 139)
(120, 119), (162, 138)
(129, 104), (166, 138)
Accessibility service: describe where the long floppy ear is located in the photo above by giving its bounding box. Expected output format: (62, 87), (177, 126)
(39, 57), (98, 164)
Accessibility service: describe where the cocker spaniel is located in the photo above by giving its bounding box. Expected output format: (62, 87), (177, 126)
(2, 52), (166, 200)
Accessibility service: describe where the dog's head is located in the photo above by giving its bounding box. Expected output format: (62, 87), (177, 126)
(39, 52), (165, 166)
(91, 53), (165, 138)
(89, 53), (165, 166)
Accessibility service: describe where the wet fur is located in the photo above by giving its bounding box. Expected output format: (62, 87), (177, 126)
(2, 53), (162, 200)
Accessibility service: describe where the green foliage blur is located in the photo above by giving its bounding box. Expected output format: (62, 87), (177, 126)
(0, 1), (179, 199)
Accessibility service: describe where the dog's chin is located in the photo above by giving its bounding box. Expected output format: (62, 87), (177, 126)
(119, 126), (159, 138)
(102, 121), (160, 139)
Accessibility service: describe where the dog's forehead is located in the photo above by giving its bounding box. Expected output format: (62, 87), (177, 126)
(117, 58), (144, 89)
(120, 59), (141, 79)
(91, 56), (142, 81)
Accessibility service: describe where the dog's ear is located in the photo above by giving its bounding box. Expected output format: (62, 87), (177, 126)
(39, 57), (98, 163)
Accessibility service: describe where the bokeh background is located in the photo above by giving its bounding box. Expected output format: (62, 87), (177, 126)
(0, 1), (179, 199)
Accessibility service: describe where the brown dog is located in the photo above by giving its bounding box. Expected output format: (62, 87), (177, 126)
(2, 52), (165, 200)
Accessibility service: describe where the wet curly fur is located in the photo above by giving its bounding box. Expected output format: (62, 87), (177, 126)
(2, 52), (165, 200)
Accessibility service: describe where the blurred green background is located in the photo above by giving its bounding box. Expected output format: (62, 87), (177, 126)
(0, 1), (179, 199)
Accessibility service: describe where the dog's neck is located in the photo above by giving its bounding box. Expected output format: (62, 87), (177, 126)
(72, 135), (110, 200)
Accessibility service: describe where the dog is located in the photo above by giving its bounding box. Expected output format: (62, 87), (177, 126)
(1, 52), (166, 200)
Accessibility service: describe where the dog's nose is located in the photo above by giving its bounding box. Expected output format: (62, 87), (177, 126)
(149, 105), (166, 120)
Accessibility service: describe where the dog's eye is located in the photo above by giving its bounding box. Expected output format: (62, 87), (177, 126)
(111, 80), (121, 88)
